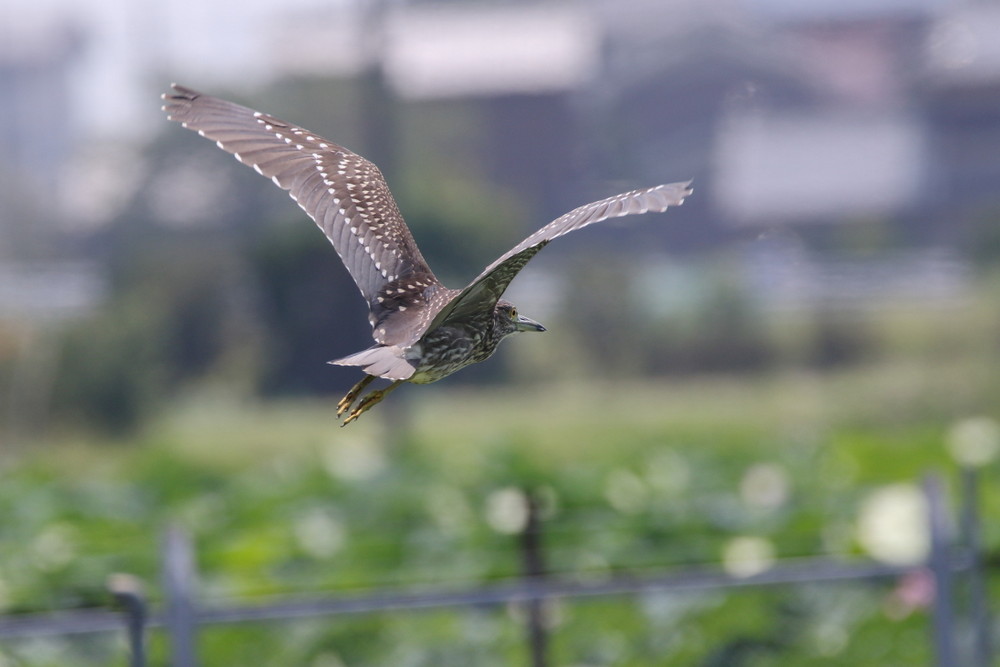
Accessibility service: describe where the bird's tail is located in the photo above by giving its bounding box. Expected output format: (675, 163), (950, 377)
(329, 345), (415, 381)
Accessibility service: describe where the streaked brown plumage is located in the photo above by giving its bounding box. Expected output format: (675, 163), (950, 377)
(162, 84), (692, 424)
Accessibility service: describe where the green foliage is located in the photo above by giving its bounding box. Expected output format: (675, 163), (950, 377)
(249, 219), (371, 395)
(397, 171), (527, 288)
(967, 207), (1000, 268)
(49, 232), (263, 432)
(2, 365), (998, 665)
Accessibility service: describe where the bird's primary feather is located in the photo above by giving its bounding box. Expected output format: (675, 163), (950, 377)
(429, 182), (692, 332)
(161, 84), (454, 348)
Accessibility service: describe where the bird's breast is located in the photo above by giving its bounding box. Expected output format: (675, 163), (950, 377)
(406, 324), (495, 384)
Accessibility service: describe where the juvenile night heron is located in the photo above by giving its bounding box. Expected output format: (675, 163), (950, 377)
(162, 84), (692, 425)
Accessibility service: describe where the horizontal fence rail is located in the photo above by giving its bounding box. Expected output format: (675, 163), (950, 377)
(0, 557), (937, 637)
(0, 469), (992, 667)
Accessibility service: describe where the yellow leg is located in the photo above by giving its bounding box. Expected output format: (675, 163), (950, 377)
(337, 375), (375, 418)
(342, 380), (403, 426)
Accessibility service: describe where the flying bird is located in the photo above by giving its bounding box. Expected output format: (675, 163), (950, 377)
(162, 84), (692, 424)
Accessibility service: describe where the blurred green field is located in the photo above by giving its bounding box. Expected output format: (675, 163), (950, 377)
(2, 353), (998, 665)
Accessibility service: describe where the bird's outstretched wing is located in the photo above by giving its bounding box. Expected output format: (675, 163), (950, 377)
(161, 84), (447, 346)
(429, 182), (693, 331)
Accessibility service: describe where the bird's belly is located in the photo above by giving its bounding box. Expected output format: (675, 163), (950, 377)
(408, 366), (464, 384)
(406, 327), (493, 384)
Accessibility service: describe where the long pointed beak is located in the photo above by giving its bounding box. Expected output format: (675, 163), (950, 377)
(515, 314), (546, 332)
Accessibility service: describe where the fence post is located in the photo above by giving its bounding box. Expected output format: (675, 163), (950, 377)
(958, 467), (993, 666)
(925, 473), (957, 667)
(519, 489), (548, 667)
(107, 574), (147, 667)
(162, 525), (199, 667)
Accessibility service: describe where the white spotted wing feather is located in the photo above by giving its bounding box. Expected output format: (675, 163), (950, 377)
(430, 182), (693, 331)
(162, 84), (444, 346)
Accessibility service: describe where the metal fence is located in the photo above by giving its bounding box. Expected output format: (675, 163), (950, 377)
(0, 469), (992, 666)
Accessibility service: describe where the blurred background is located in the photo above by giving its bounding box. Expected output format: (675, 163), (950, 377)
(2, 0), (1000, 664)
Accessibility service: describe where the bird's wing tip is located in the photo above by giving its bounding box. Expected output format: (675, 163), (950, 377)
(163, 83), (199, 102)
(682, 179), (694, 200)
(652, 180), (694, 206)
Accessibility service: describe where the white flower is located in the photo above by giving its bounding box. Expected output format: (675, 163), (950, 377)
(722, 536), (775, 578)
(946, 417), (1000, 467)
(31, 523), (77, 572)
(293, 508), (345, 559)
(604, 469), (648, 515)
(485, 487), (529, 534)
(856, 484), (928, 565)
(740, 463), (790, 510)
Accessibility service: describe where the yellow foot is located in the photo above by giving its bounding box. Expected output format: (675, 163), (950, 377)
(340, 380), (403, 426)
(337, 375), (375, 418)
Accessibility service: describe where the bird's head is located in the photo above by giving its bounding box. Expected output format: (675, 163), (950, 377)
(494, 300), (546, 338)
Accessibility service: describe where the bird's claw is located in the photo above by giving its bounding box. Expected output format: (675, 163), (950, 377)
(341, 395), (378, 426)
(337, 378), (402, 426)
(336, 393), (356, 418)
(337, 375), (375, 418)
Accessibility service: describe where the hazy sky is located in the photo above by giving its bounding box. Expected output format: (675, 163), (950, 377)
(3, 0), (345, 137)
(4, 0), (957, 140)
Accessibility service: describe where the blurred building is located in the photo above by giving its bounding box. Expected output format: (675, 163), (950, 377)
(0, 21), (83, 202)
(3, 0), (1000, 316)
(267, 0), (1000, 226)
(0, 20), (104, 324)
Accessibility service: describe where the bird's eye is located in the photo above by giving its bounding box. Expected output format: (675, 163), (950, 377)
(510, 307), (518, 319)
